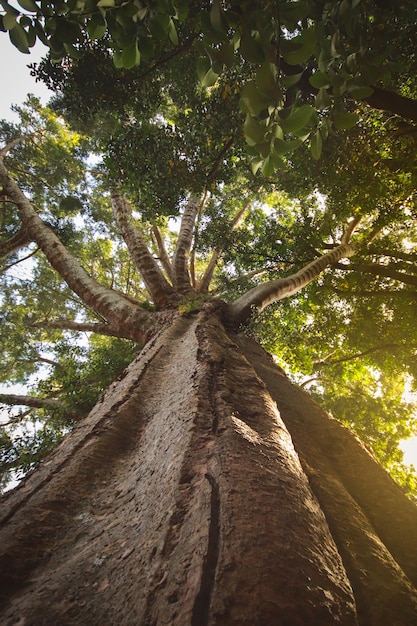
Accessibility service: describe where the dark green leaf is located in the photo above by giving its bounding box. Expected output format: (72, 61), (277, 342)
(310, 129), (322, 160)
(309, 71), (331, 89)
(197, 56), (219, 87)
(279, 105), (315, 133)
(243, 115), (266, 146)
(17, 0), (38, 11)
(239, 81), (270, 116)
(333, 111), (359, 130)
(9, 23), (29, 52)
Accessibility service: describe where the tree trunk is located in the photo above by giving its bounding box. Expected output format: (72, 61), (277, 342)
(1, 307), (417, 625)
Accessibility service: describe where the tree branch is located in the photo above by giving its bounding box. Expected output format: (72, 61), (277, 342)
(198, 200), (251, 293)
(228, 242), (355, 325)
(0, 158), (155, 344)
(0, 393), (73, 415)
(151, 225), (174, 282)
(31, 319), (137, 340)
(334, 261), (417, 287)
(172, 195), (200, 294)
(314, 343), (403, 367)
(0, 227), (32, 259)
(110, 192), (175, 309)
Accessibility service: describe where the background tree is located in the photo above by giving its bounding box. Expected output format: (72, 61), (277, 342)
(1, 1), (417, 624)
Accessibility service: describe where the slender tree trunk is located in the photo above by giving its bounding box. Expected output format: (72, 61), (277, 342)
(110, 193), (175, 308)
(172, 197), (200, 294)
(1, 307), (416, 625)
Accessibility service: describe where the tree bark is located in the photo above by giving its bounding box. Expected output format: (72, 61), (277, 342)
(172, 197), (200, 294)
(228, 243), (355, 324)
(1, 308), (416, 625)
(110, 193), (175, 308)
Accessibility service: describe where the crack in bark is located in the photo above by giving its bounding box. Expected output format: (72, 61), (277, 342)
(191, 472), (220, 626)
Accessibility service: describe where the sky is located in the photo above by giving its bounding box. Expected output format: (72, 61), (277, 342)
(1, 32), (417, 470)
(0, 34), (50, 120)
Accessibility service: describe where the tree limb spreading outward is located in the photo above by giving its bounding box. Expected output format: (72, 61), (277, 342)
(0, 158), (155, 344)
(228, 242), (356, 325)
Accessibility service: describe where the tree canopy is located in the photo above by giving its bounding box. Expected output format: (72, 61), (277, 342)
(1, 0), (417, 495)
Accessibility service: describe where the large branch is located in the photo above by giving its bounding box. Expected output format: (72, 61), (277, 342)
(31, 319), (137, 340)
(0, 159), (154, 344)
(228, 243), (355, 325)
(172, 196), (200, 294)
(110, 192), (175, 308)
(364, 87), (417, 123)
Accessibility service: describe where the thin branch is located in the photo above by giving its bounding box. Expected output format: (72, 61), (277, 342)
(31, 319), (137, 340)
(341, 216), (362, 245)
(0, 227), (32, 259)
(151, 225), (174, 282)
(227, 242), (355, 325)
(0, 133), (37, 157)
(198, 200), (251, 293)
(334, 261), (417, 287)
(190, 190), (208, 289)
(314, 343), (403, 367)
(1, 246), (39, 272)
(0, 393), (71, 413)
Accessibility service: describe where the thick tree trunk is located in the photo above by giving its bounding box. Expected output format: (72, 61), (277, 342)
(1, 308), (417, 625)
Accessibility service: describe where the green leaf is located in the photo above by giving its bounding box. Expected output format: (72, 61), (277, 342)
(149, 13), (170, 40)
(168, 18), (178, 45)
(251, 158), (263, 175)
(282, 28), (317, 65)
(8, 22), (29, 52)
(17, 0), (38, 11)
(64, 42), (84, 59)
(3, 12), (17, 30)
(239, 31), (265, 63)
(273, 138), (302, 156)
(55, 18), (82, 43)
(310, 129), (322, 160)
(349, 86), (374, 99)
(121, 42), (140, 69)
(309, 71), (331, 89)
(96, 0), (115, 6)
(333, 111), (359, 130)
(113, 48), (123, 68)
(197, 56), (219, 87)
(279, 105), (315, 133)
(283, 72), (303, 88)
(239, 81), (270, 116)
(261, 154), (274, 177)
(210, 0), (228, 34)
(243, 115), (266, 146)
(279, 1), (311, 26)
(87, 14), (106, 40)
(256, 62), (278, 98)
(315, 87), (332, 110)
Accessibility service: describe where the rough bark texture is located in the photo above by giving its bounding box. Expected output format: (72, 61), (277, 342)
(1, 309), (417, 625)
